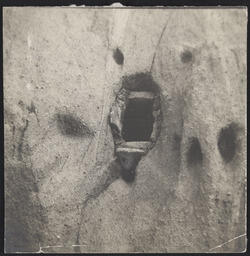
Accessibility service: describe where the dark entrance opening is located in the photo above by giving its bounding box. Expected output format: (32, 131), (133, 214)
(122, 98), (154, 141)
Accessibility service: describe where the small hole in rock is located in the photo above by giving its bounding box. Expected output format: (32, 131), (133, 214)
(121, 168), (136, 183)
(187, 137), (203, 166)
(117, 153), (141, 183)
(113, 48), (124, 65)
(122, 72), (160, 92)
(122, 98), (154, 141)
(56, 113), (93, 138)
(218, 123), (237, 163)
(181, 50), (193, 63)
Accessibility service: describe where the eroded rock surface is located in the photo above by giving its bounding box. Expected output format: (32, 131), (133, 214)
(4, 7), (247, 253)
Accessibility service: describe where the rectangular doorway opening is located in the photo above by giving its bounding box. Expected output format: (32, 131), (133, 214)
(122, 98), (154, 141)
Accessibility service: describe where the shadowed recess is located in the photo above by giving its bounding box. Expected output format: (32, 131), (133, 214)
(118, 152), (141, 183)
(181, 50), (193, 63)
(109, 72), (161, 183)
(218, 123), (237, 163)
(113, 48), (124, 65)
(5, 165), (46, 253)
(122, 72), (160, 92)
(122, 98), (154, 141)
(187, 137), (203, 166)
(56, 113), (93, 138)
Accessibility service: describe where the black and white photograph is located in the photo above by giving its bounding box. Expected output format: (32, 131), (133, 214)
(3, 4), (247, 253)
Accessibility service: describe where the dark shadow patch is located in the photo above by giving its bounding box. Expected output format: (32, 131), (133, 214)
(113, 48), (124, 65)
(181, 50), (193, 63)
(120, 167), (136, 183)
(122, 72), (160, 93)
(122, 98), (154, 141)
(109, 122), (122, 142)
(218, 123), (237, 163)
(187, 137), (203, 166)
(117, 152), (141, 183)
(5, 164), (47, 253)
(56, 113), (93, 138)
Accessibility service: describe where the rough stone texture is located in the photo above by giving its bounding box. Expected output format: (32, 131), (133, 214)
(4, 7), (247, 253)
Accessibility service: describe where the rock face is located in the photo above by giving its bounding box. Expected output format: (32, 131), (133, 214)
(4, 7), (247, 253)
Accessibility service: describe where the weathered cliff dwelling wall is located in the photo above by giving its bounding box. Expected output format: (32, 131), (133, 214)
(4, 7), (247, 253)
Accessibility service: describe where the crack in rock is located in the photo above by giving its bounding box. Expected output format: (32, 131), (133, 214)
(208, 234), (246, 251)
(74, 159), (121, 252)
